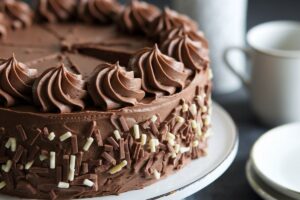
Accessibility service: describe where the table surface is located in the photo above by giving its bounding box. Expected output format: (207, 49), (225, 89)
(20, 0), (300, 199)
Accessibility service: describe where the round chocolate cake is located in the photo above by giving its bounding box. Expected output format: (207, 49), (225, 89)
(0, 0), (212, 199)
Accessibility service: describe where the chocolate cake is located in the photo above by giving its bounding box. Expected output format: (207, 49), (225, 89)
(0, 0), (212, 199)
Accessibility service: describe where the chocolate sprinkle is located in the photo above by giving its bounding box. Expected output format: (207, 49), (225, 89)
(13, 145), (24, 163)
(101, 152), (116, 165)
(119, 139), (125, 160)
(107, 137), (119, 150)
(71, 135), (78, 154)
(119, 116), (129, 132)
(104, 144), (114, 152)
(16, 124), (27, 141)
(87, 121), (97, 137)
(28, 128), (41, 146)
(93, 129), (103, 147)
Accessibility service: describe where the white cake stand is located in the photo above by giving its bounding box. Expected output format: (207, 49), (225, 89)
(0, 102), (238, 200)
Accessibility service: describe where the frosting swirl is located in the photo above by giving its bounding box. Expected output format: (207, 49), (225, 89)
(118, 1), (160, 34)
(32, 65), (87, 113)
(160, 35), (209, 71)
(0, 0), (33, 29)
(148, 8), (198, 38)
(78, 0), (122, 24)
(37, 0), (76, 22)
(128, 44), (192, 97)
(0, 55), (37, 107)
(88, 62), (145, 110)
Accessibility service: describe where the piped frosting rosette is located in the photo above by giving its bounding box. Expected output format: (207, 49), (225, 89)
(32, 64), (87, 113)
(129, 44), (192, 97)
(88, 62), (145, 110)
(0, 54), (37, 107)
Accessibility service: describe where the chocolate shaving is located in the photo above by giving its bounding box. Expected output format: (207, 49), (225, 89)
(13, 145), (24, 163)
(133, 152), (149, 173)
(87, 121), (97, 137)
(16, 124), (27, 141)
(119, 116), (129, 132)
(81, 162), (89, 174)
(150, 122), (159, 136)
(75, 152), (83, 175)
(132, 143), (141, 160)
(62, 155), (70, 182)
(110, 114), (121, 130)
(29, 167), (49, 174)
(21, 149), (28, 165)
(28, 129), (41, 146)
(124, 141), (131, 168)
(101, 152), (116, 165)
(104, 144), (114, 152)
(56, 166), (62, 182)
(107, 137), (119, 150)
(71, 135), (78, 154)
(93, 129), (103, 146)
(119, 138), (125, 160)
(28, 145), (40, 161)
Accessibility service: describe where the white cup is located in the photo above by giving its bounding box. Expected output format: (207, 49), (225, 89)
(224, 21), (300, 126)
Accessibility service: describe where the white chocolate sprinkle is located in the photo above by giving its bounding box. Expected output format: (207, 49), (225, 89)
(109, 160), (127, 174)
(182, 103), (189, 112)
(83, 179), (94, 187)
(133, 124), (140, 139)
(141, 134), (147, 145)
(174, 144), (180, 154)
(167, 132), (175, 140)
(68, 168), (75, 181)
(57, 182), (69, 189)
(176, 116), (185, 124)
(25, 160), (34, 170)
(180, 146), (191, 154)
(149, 139), (156, 153)
(154, 138), (159, 146)
(83, 137), (94, 151)
(201, 106), (208, 113)
(70, 155), (76, 170)
(189, 103), (197, 116)
(10, 138), (16, 152)
(50, 151), (56, 169)
(204, 116), (211, 126)
(171, 152), (177, 158)
(150, 115), (158, 123)
(196, 126), (203, 137)
(192, 140), (199, 147)
(2, 160), (12, 173)
(113, 130), (121, 140)
(153, 169), (161, 180)
(4, 138), (11, 149)
(39, 154), (48, 161)
(191, 120), (198, 130)
(0, 181), (6, 190)
(48, 132), (56, 141)
(59, 131), (72, 142)
(168, 138), (175, 146)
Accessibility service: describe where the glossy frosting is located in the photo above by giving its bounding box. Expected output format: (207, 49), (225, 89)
(0, 55), (37, 107)
(88, 62), (145, 110)
(32, 65), (87, 113)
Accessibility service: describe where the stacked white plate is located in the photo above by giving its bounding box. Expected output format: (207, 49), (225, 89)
(247, 123), (300, 200)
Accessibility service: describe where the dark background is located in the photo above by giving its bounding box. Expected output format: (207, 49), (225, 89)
(23, 0), (300, 199)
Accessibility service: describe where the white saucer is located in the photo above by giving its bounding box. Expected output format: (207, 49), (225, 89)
(251, 123), (300, 199)
(0, 103), (238, 200)
(246, 160), (297, 200)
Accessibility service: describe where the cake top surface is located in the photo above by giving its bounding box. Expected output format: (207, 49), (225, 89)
(0, 0), (210, 114)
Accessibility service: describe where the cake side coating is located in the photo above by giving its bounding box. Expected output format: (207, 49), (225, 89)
(0, 0), (213, 199)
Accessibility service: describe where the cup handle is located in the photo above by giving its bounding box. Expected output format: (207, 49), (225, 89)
(224, 47), (251, 89)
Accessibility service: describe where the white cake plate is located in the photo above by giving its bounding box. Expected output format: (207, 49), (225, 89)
(1, 102), (238, 200)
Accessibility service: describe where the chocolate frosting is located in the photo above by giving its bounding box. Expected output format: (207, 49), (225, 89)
(37, 0), (76, 22)
(0, 0), (33, 29)
(148, 8), (198, 38)
(32, 64), (87, 113)
(0, 54), (37, 107)
(78, 0), (122, 24)
(161, 35), (209, 71)
(129, 44), (192, 97)
(118, 1), (160, 34)
(88, 62), (145, 110)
